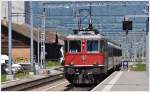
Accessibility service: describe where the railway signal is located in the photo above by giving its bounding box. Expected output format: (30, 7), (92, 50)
(122, 17), (133, 35)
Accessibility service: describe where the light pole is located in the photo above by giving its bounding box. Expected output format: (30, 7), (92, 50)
(38, 26), (40, 69)
(8, 1), (12, 75)
(40, 3), (46, 69)
(30, 1), (35, 74)
(146, 18), (149, 77)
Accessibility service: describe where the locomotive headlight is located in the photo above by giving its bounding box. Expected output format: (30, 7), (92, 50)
(93, 61), (98, 65)
(70, 61), (74, 65)
(88, 72), (92, 75)
(76, 72), (80, 75)
(76, 69), (79, 72)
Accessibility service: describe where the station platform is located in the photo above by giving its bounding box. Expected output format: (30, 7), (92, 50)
(1, 67), (63, 89)
(92, 71), (149, 91)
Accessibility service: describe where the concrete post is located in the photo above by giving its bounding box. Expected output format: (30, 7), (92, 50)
(8, 1), (12, 75)
(30, 1), (35, 74)
(146, 18), (149, 77)
(38, 26), (40, 69)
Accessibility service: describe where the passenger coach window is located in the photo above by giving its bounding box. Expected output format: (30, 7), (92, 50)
(69, 40), (81, 53)
(87, 40), (98, 52)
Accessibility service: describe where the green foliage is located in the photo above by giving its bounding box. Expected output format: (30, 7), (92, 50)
(130, 64), (146, 71)
(15, 71), (29, 79)
(1, 74), (8, 82)
(1, 72), (29, 82)
(46, 60), (61, 68)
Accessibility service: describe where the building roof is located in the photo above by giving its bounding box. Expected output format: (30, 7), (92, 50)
(1, 20), (65, 45)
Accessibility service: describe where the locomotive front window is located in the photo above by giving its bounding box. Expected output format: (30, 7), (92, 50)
(69, 40), (81, 53)
(87, 40), (98, 52)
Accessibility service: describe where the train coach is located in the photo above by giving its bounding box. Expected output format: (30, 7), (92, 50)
(63, 29), (122, 85)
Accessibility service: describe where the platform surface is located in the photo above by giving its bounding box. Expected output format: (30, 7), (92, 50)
(1, 67), (63, 88)
(92, 71), (149, 91)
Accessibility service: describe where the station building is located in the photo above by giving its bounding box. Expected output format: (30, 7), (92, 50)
(1, 20), (65, 64)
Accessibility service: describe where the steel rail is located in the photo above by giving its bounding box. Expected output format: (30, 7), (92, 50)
(1, 73), (64, 91)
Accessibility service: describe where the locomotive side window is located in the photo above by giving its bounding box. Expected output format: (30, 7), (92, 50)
(69, 40), (81, 53)
(87, 40), (98, 52)
(100, 40), (105, 52)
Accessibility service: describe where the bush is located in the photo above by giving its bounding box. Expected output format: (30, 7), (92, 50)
(46, 60), (61, 67)
(130, 64), (146, 71)
(1, 71), (29, 82)
(1, 74), (8, 82)
(15, 71), (29, 79)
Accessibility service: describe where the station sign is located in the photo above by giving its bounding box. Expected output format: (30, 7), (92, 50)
(12, 48), (30, 64)
(122, 61), (128, 70)
(14, 57), (30, 64)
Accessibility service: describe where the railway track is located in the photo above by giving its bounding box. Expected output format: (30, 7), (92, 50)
(24, 78), (69, 91)
(29, 80), (94, 91)
(24, 77), (92, 91)
(2, 67), (119, 91)
(64, 85), (95, 91)
(23, 76), (95, 91)
(2, 73), (64, 91)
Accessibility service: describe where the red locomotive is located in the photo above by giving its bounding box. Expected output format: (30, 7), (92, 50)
(63, 6), (122, 85)
(64, 27), (122, 85)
